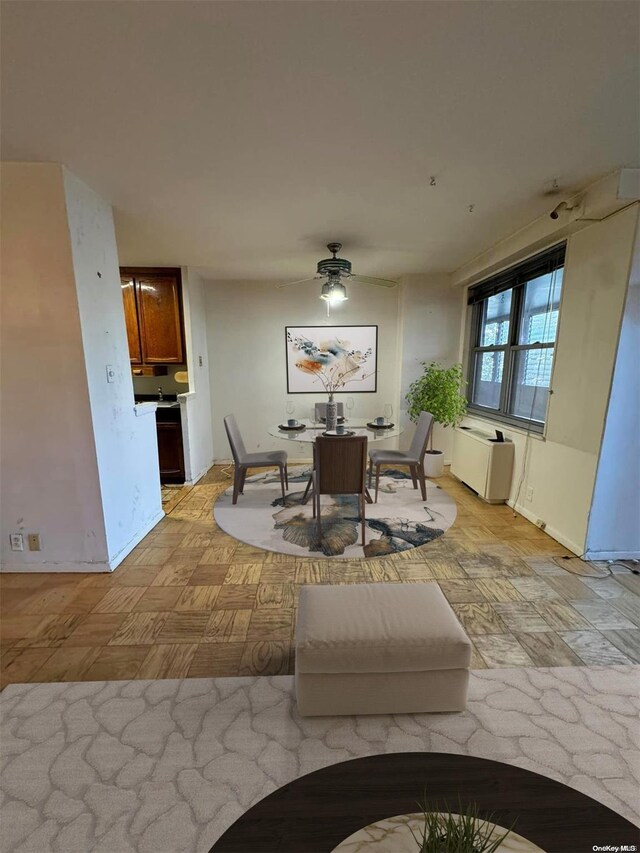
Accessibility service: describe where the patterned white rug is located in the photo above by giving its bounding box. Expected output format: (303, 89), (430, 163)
(213, 466), (457, 559)
(1, 666), (638, 852)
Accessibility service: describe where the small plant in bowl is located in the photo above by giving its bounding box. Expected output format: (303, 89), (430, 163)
(405, 362), (467, 478)
(410, 798), (513, 853)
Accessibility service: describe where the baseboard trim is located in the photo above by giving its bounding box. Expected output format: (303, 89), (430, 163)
(584, 549), (640, 561)
(1, 560), (112, 573)
(108, 509), (165, 571)
(509, 500), (583, 556)
(185, 460), (214, 486)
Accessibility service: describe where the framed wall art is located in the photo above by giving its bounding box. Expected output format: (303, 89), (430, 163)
(285, 325), (378, 394)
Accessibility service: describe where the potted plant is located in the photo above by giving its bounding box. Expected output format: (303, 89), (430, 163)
(406, 362), (467, 478)
(335, 792), (518, 852)
(410, 800), (513, 852)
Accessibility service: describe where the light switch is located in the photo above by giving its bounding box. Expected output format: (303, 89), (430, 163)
(106, 365), (116, 383)
(10, 533), (24, 551)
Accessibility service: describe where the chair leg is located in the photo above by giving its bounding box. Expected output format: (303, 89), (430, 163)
(232, 467), (240, 505)
(417, 464), (427, 501)
(312, 472), (321, 539)
(279, 465), (286, 503)
(284, 464), (289, 490)
(360, 492), (366, 546)
(368, 458), (373, 488)
(302, 474), (313, 503)
(410, 465), (418, 489)
(375, 465), (381, 503)
(239, 468), (247, 494)
(316, 493), (322, 542)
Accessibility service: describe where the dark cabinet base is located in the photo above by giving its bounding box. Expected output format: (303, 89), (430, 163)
(155, 407), (185, 484)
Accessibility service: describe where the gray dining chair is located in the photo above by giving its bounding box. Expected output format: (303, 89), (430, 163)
(224, 414), (288, 505)
(314, 402), (344, 421)
(368, 410), (434, 502)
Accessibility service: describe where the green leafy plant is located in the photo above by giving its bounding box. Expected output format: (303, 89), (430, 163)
(406, 362), (467, 451)
(409, 796), (514, 853)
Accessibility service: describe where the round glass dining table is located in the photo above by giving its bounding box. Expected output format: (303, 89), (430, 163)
(268, 420), (404, 443)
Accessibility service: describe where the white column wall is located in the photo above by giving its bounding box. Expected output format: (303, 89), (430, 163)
(586, 214), (640, 559)
(179, 267), (214, 484)
(0, 163), (108, 570)
(63, 169), (163, 568)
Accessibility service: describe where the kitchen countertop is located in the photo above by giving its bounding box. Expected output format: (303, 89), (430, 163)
(134, 395), (180, 409)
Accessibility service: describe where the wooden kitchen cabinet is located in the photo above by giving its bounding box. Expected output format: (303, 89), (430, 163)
(156, 407), (185, 484)
(121, 274), (143, 364)
(120, 268), (185, 365)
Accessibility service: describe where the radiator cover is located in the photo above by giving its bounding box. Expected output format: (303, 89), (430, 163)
(450, 427), (515, 504)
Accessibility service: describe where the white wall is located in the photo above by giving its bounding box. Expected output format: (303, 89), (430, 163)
(586, 215), (640, 559)
(0, 162), (162, 573)
(459, 204), (639, 555)
(63, 169), (163, 568)
(204, 274), (464, 466)
(179, 268), (214, 483)
(205, 279), (401, 463)
(398, 274), (465, 458)
(1, 163), (108, 570)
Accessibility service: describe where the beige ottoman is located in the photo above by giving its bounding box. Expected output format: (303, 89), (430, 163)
(295, 583), (471, 716)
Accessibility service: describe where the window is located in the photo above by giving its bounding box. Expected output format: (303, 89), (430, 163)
(467, 244), (565, 431)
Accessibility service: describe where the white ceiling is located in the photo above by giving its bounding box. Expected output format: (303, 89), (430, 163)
(2, 1), (638, 280)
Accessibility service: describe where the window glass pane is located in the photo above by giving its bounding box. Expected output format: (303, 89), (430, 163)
(510, 347), (554, 422)
(472, 351), (504, 409)
(480, 291), (512, 346)
(519, 268), (563, 345)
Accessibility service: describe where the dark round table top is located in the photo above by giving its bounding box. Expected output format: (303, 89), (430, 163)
(211, 752), (639, 852)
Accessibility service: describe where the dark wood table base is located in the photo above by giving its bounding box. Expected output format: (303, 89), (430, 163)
(212, 752), (639, 852)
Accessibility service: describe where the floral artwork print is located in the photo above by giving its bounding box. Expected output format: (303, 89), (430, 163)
(285, 326), (378, 394)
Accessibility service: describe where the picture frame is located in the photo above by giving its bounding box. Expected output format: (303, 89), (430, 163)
(285, 325), (378, 394)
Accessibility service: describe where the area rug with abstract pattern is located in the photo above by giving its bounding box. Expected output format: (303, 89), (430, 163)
(214, 466), (457, 559)
(1, 666), (638, 852)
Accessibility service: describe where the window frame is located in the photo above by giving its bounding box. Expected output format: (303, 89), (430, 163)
(466, 244), (565, 433)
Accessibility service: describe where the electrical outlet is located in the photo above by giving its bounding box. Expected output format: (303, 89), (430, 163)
(10, 533), (24, 551)
(198, 355), (203, 367)
(105, 364), (115, 383)
(28, 534), (41, 551)
(526, 486), (534, 502)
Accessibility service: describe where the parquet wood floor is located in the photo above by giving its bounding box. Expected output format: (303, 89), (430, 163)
(2, 467), (639, 688)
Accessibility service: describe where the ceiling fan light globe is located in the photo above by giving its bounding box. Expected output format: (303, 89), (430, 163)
(320, 281), (348, 304)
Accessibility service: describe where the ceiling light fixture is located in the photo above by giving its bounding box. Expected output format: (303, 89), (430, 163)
(278, 241), (397, 309)
(278, 241), (396, 316)
(320, 278), (348, 305)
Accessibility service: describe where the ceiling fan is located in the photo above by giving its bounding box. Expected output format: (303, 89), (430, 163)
(278, 242), (397, 306)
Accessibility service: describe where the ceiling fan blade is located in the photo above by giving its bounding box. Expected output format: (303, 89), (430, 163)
(350, 275), (398, 288)
(277, 276), (320, 289)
